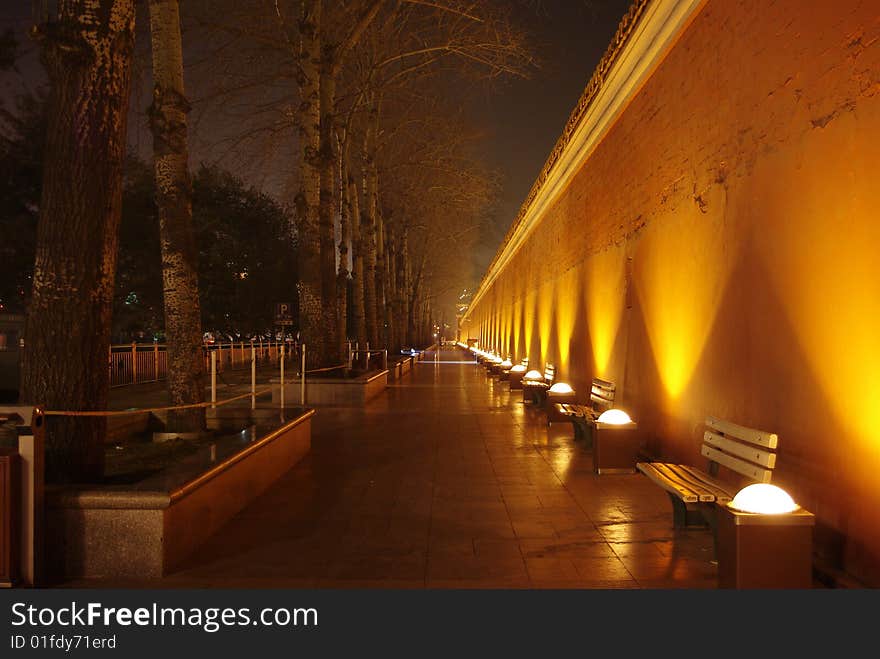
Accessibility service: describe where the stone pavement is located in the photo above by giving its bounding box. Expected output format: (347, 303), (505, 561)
(76, 346), (720, 589)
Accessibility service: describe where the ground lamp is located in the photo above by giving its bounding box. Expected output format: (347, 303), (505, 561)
(592, 408), (642, 474)
(498, 358), (514, 380)
(545, 382), (577, 423)
(717, 483), (815, 589)
(521, 369), (545, 403)
(508, 364), (528, 389)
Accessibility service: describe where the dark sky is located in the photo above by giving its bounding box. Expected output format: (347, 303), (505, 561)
(470, 0), (633, 277)
(2, 1), (633, 281)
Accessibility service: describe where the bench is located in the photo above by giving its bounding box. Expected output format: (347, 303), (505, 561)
(554, 377), (616, 442)
(522, 363), (554, 405)
(637, 416), (779, 530)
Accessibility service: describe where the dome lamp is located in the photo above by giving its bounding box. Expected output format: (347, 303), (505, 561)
(728, 483), (800, 515)
(596, 409), (633, 425)
(548, 382), (574, 394)
(509, 364), (527, 373)
(523, 369), (543, 382)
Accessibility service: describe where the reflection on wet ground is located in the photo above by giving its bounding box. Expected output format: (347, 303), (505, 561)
(68, 346), (719, 588)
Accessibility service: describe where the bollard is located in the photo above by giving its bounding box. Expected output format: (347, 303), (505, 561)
(250, 343), (256, 410)
(131, 342), (137, 384)
(364, 343), (370, 370)
(153, 340), (159, 381)
(382, 349), (388, 370)
(210, 351), (217, 409)
(280, 345), (285, 409)
(300, 344), (306, 406)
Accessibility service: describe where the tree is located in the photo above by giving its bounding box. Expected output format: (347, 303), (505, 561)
(22, 0), (136, 483)
(0, 90), (45, 314)
(193, 165), (298, 338)
(148, 0), (205, 433)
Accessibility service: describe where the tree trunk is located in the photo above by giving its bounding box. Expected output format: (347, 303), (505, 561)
(319, 47), (339, 365)
(362, 97), (379, 348)
(295, 0), (323, 370)
(384, 222), (394, 354)
(336, 131), (350, 355)
(148, 0), (204, 433)
(21, 0), (136, 483)
(349, 159), (366, 345)
(394, 230), (408, 353)
(376, 211), (386, 348)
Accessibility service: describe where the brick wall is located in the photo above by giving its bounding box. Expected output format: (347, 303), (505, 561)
(465, 0), (880, 585)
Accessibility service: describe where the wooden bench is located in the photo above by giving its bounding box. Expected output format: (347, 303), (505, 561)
(554, 377), (616, 443)
(522, 363), (555, 405)
(637, 416), (779, 530)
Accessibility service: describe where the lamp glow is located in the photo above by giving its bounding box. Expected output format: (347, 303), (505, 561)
(524, 369), (543, 381)
(548, 382), (574, 394)
(596, 409), (632, 425)
(491, 355), (503, 364)
(728, 483), (799, 514)
(501, 359), (513, 368)
(510, 364), (527, 373)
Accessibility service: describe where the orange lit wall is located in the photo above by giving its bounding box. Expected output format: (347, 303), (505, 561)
(463, 0), (880, 585)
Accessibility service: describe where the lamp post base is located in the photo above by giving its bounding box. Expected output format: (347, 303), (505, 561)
(716, 505), (815, 589)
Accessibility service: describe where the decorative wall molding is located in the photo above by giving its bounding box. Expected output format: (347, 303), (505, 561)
(462, 0), (707, 323)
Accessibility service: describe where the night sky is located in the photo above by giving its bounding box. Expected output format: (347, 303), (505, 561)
(471, 0), (633, 277)
(1, 1), (634, 283)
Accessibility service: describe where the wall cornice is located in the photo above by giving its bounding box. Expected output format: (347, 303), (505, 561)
(462, 0), (707, 323)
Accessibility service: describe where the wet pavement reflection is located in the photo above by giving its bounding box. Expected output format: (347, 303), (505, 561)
(79, 346), (719, 588)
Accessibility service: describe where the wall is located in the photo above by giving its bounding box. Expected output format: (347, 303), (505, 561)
(464, 0), (880, 585)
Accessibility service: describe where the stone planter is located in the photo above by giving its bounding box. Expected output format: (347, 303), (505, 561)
(273, 369), (388, 406)
(46, 408), (313, 580)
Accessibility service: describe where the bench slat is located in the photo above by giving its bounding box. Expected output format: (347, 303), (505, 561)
(676, 465), (736, 504)
(652, 463), (717, 502)
(701, 444), (773, 483)
(636, 463), (701, 503)
(705, 416), (778, 449)
(590, 393), (614, 408)
(703, 430), (777, 469)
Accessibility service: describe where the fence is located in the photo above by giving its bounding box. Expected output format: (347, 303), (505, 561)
(109, 340), (293, 388)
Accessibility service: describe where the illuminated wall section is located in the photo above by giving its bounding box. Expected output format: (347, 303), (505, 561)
(584, 244), (627, 378)
(461, 0), (880, 584)
(553, 267), (579, 374)
(632, 195), (731, 402)
(754, 123), (880, 483)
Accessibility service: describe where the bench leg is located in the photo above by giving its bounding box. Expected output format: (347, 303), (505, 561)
(668, 493), (710, 529)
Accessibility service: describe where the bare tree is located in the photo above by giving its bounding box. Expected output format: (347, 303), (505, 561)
(22, 0), (136, 482)
(148, 0), (205, 433)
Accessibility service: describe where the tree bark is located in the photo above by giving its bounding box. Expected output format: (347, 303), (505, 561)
(349, 156), (366, 345)
(148, 0), (205, 433)
(22, 0), (136, 483)
(393, 230), (408, 353)
(318, 45), (340, 364)
(295, 0), (324, 370)
(362, 96), (379, 348)
(336, 131), (350, 354)
(361, 94), (382, 348)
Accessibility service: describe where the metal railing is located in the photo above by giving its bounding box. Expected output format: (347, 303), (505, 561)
(109, 340), (293, 388)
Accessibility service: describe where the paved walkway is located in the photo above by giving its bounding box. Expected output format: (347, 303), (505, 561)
(85, 346), (720, 588)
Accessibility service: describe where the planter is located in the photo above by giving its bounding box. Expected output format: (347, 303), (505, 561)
(46, 408), (313, 580)
(273, 369), (388, 406)
(388, 357), (414, 381)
